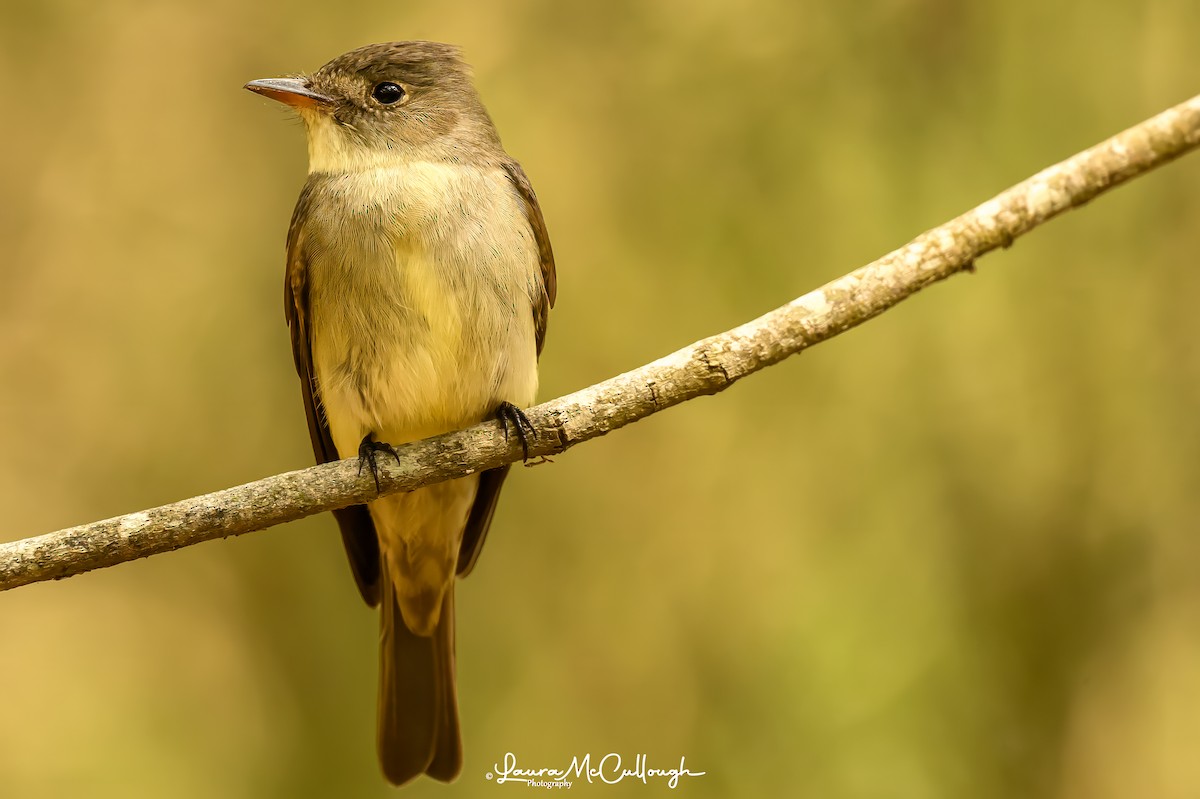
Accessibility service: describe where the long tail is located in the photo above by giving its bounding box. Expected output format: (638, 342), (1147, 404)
(377, 573), (461, 785)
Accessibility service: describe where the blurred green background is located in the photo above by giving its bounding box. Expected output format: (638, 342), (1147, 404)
(2, 0), (1199, 796)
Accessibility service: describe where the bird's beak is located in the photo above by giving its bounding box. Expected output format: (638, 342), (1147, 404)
(244, 78), (334, 110)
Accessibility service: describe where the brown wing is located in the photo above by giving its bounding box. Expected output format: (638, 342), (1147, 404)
(502, 159), (557, 354)
(286, 177), (382, 606)
(457, 161), (557, 577)
(456, 466), (510, 577)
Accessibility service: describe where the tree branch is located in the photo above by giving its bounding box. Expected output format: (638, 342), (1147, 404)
(4, 95), (1200, 593)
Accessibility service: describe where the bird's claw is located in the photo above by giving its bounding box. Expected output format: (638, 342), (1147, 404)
(358, 433), (400, 493)
(495, 402), (537, 461)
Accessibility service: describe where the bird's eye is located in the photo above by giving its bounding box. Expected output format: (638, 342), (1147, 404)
(371, 82), (406, 105)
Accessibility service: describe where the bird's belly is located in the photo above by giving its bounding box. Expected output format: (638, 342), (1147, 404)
(311, 248), (538, 459)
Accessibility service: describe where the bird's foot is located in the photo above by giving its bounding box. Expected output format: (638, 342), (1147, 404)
(495, 401), (537, 461)
(358, 432), (400, 493)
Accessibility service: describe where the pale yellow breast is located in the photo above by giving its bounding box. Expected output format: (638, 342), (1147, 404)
(305, 162), (541, 458)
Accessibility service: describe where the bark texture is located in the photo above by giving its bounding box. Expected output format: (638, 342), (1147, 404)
(3, 94), (1199, 592)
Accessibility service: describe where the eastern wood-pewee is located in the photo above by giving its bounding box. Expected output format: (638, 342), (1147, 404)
(246, 41), (557, 786)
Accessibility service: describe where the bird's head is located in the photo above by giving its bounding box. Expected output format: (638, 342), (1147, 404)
(246, 41), (501, 173)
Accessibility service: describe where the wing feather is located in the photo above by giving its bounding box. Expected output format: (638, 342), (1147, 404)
(286, 178), (382, 606)
(457, 161), (557, 576)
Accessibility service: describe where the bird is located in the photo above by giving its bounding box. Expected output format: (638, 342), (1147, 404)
(245, 41), (556, 785)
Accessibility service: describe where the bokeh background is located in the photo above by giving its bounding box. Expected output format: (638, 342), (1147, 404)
(2, 1), (1199, 796)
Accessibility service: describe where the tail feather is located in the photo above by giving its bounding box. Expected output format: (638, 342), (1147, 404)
(377, 575), (462, 785)
(424, 587), (462, 781)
